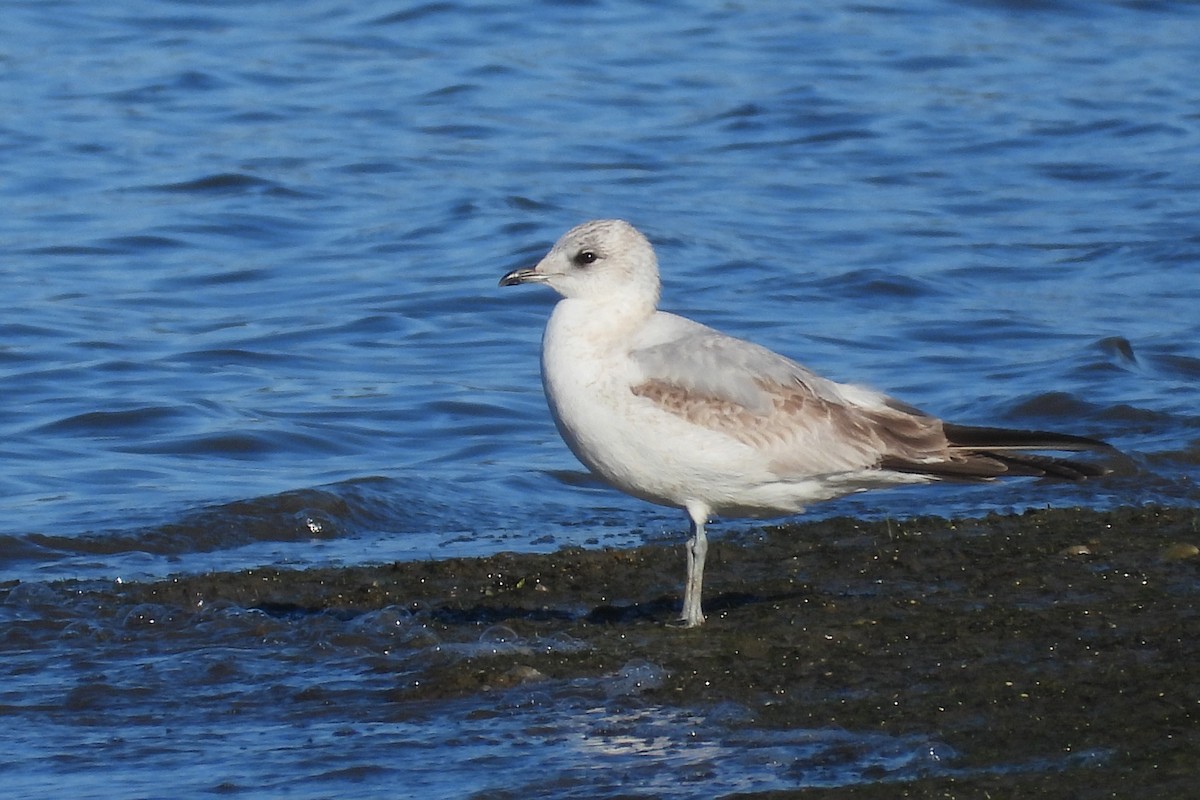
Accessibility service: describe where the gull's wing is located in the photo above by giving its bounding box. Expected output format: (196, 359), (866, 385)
(629, 313), (1109, 480)
(628, 313), (952, 475)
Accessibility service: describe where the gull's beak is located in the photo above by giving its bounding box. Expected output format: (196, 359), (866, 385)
(499, 266), (547, 287)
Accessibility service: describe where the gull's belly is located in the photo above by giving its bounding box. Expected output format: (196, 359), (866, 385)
(543, 362), (789, 512)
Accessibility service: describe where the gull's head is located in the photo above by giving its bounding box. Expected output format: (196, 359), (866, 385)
(499, 219), (661, 308)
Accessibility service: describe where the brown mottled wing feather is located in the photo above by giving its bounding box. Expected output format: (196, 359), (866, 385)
(629, 317), (1110, 481)
(630, 375), (952, 475)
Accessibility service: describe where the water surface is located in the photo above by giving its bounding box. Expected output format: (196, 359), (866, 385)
(2, 0), (1198, 796)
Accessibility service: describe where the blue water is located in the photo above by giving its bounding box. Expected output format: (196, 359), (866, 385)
(2, 0), (1198, 796)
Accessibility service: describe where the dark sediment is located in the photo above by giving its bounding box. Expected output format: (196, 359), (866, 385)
(90, 505), (1198, 798)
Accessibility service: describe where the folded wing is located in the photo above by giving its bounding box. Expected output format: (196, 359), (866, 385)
(629, 318), (1109, 481)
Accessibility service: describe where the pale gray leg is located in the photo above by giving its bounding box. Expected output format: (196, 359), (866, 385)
(680, 502), (709, 627)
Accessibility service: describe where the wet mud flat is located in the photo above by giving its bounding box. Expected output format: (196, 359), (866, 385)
(96, 505), (1197, 797)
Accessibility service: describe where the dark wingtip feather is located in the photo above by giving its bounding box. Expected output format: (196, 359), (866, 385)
(882, 423), (1114, 482)
(945, 423), (1113, 480)
(986, 452), (1110, 480)
(942, 423), (1112, 453)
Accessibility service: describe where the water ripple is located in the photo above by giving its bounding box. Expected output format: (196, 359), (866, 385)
(2, 0), (1199, 790)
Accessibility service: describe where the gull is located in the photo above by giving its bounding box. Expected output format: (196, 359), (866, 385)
(500, 219), (1110, 627)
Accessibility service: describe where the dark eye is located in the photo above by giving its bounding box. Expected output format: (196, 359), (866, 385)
(572, 249), (598, 267)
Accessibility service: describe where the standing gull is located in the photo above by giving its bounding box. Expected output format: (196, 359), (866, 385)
(500, 219), (1110, 627)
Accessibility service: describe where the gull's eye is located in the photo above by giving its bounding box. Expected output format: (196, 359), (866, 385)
(572, 249), (598, 267)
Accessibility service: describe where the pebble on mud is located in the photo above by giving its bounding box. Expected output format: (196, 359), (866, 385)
(1160, 542), (1199, 561)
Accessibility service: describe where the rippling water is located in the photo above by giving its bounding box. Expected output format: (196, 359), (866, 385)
(3, 0), (1199, 795)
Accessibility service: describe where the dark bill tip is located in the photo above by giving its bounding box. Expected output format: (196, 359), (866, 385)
(499, 267), (540, 287)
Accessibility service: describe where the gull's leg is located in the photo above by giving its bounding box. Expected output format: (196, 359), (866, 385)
(680, 502), (710, 627)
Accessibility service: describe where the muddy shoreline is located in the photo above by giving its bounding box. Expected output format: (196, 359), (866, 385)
(85, 505), (1198, 797)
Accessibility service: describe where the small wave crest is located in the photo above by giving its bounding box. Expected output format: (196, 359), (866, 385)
(3, 478), (404, 566)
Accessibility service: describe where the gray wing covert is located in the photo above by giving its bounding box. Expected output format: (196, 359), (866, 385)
(627, 326), (950, 471)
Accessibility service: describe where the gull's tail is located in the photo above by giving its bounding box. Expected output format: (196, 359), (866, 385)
(883, 423), (1114, 481)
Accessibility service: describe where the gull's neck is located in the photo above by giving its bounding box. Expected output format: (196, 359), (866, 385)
(546, 291), (657, 352)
